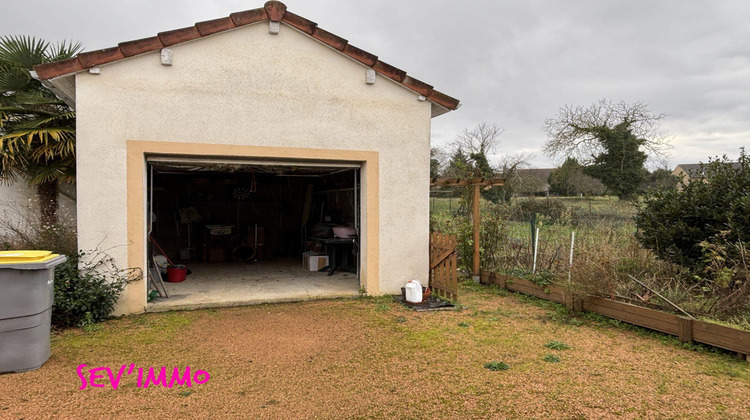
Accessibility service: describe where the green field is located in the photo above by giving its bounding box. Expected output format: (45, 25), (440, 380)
(430, 195), (636, 273)
(430, 195), (634, 224)
(430, 194), (749, 327)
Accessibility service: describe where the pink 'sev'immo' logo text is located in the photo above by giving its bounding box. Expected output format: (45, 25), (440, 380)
(77, 364), (210, 390)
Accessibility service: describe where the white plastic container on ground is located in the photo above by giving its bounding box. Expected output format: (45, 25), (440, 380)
(404, 280), (423, 303)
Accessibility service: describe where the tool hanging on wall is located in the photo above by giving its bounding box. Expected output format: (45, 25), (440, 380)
(233, 187), (251, 200)
(248, 169), (257, 192)
(233, 170), (257, 228)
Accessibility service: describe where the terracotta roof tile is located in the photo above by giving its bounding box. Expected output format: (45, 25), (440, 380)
(343, 44), (378, 67)
(34, 57), (83, 80)
(196, 17), (237, 36)
(230, 8), (268, 26)
(372, 60), (406, 83)
(158, 26), (202, 47)
(426, 90), (460, 110)
(282, 11), (317, 35)
(119, 37), (164, 57)
(33, 1), (459, 111)
(264, 1), (287, 22)
(77, 47), (125, 68)
(312, 27), (347, 51)
(403, 76), (433, 97)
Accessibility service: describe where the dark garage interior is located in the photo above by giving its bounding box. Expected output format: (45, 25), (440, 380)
(145, 157), (362, 309)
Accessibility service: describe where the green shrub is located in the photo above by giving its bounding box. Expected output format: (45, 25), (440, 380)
(635, 150), (750, 270)
(544, 340), (570, 350)
(431, 202), (513, 273)
(693, 234), (750, 315)
(543, 354), (561, 363)
(484, 361), (510, 371)
(479, 203), (512, 270)
(53, 251), (134, 328)
(431, 215), (473, 272)
(632, 150), (750, 317)
(509, 198), (573, 225)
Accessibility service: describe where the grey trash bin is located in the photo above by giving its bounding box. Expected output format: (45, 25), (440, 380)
(0, 251), (67, 373)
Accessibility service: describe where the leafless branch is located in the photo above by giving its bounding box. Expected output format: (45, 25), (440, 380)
(453, 122), (505, 156)
(543, 99), (671, 164)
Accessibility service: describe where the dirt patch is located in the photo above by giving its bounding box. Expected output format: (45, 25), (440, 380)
(1, 286), (749, 419)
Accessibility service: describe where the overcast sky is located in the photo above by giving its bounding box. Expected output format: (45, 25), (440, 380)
(4, 0), (749, 168)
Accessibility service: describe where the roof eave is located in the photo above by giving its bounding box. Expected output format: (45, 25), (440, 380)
(35, 73), (77, 109)
(430, 102), (451, 118)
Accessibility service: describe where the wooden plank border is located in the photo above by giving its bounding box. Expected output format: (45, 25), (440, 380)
(480, 270), (750, 361)
(584, 297), (681, 335)
(480, 270), (566, 304)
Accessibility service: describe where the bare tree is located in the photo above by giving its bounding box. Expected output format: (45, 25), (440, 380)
(497, 152), (535, 198)
(543, 99), (671, 164)
(453, 122), (505, 156)
(497, 152), (534, 175)
(430, 147), (448, 178)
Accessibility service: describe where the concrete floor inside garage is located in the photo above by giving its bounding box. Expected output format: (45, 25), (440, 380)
(148, 259), (361, 311)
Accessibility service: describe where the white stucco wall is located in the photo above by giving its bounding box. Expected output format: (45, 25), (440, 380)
(74, 21), (433, 313)
(0, 181), (77, 241)
(0, 182), (34, 240)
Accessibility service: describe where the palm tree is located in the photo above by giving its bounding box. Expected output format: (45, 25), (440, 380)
(0, 36), (82, 226)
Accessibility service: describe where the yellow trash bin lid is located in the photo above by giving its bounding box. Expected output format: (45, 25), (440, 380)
(0, 250), (59, 265)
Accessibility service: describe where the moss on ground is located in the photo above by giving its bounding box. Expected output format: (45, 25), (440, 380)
(4, 283), (748, 419)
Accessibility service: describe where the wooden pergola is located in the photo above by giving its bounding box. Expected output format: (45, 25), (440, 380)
(430, 177), (506, 280)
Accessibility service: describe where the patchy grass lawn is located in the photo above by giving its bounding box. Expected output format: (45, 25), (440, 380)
(2, 283), (749, 419)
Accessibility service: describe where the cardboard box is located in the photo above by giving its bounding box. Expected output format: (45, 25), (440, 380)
(207, 248), (227, 262)
(303, 251), (328, 272)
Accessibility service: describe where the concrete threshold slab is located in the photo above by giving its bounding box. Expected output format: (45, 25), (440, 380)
(146, 259), (361, 312)
(148, 292), (360, 312)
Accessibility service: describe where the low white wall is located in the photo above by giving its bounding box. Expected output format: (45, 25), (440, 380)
(0, 181), (77, 246)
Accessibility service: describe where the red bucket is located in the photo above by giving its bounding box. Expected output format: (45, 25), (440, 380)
(166, 265), (187, 282)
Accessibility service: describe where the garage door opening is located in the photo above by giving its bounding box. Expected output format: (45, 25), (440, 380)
(145, 155), (362, 310)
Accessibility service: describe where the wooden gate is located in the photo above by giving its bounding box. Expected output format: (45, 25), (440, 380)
(429, 231), (458, 301)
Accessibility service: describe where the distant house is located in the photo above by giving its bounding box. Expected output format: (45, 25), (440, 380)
(512, 168), (555, 196)
(672, 164), (702, 181)
(672, 162), (741, 190)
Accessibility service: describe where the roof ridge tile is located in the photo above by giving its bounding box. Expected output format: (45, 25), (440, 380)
(427, 90), (459, 110)
(264, 1), (287, 22)
(230, 8), (268, 26)
(372, 60), (406, 83)
(77, 47), (125, 69)
(312, 27), (347, 51)
(196, 16), (237, 36)
(34, 57), (83, 80)
(343, 44), (378, 67)
(119, 36), (164, 57)
(282, 11), (317, 35)
(158, 26), (202, 47)
(403, 76), (434, 97)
